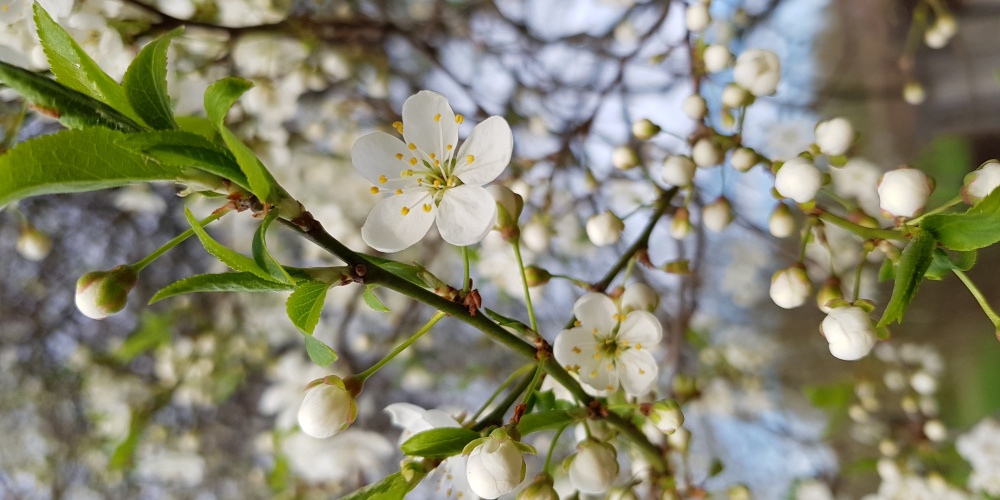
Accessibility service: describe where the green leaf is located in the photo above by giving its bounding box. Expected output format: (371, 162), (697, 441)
(877, 257), (895, 282)
(0, 60), (143, 132)
(203, 77), (281, 204)
(303, 335), (338, 367)
(123, 27), (183, 130)
(924, 248), (977, 281)
(366, 255), (431, 288)
(176, 115), (218, 139)
(401, 428), (481, 458)
(922, 188), (1000, 251)
(340, 472), (408, 500)
(878, 229), (936, 327)
(33, 2), (142, 124)
(518, 409), (584, 435)
(253, 211), (294, 284)
(0, 128), (181, 207)
(183, 207), (276, 281)
(149, 272), (294, 304)
(362, 285), (391, 313)
(114, 312), (173, 363)
(804, 382), (855, 410)
(484, 307), (532, 336)
(286, 280), (330, 335)
(117, 130), (250, 191)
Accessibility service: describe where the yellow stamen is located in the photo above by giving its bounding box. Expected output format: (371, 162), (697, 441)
(409, 157), (418, 166)
(606, 363), (614, 370)
(378, 175), (387, 184)
(635, 343), (643, 350)
(369, 187), (379, 194)
(572, 347), (582, 354)
(589, 370), (598, 379)
(401, 207), (410, 216)
(433, 180), (442, 188)
(407, 143), (417, 150)
(392, 121), (403, 134)
(395, 153), (403, 160)
(606, 385), (615, 391)
(639, 369), (646, 375)
(434, 113), (441, 122)
(467, 155), (475, 164)
(429, 153), (436, 159)
(446, 144), (453, 150)
(395, 189), (403, 195)
(434, 160), (441, 167)
(455, 114), (464, 124)
(422, 204), (432, 212)
(593, 352), (601, 359)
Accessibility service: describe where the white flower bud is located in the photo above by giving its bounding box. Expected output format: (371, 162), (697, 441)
(924, 17), (956, 49)
(612, 146), (640, 170)
(586, 210), (625, 246)
(702, 197), (732, 232)
(487, 185), (523, 229)
(567, 440), (619, 494)
(934, 15), (957, 39)
(768, 203), (795, 238)
(667, 426), (690, 453)
(733, 49), (781, 97)
(774, 157), (823, 203)
(692, 138), (722, 168)
(815, 117), (854, 157)
(903, 81), (926, 105)
(621, 282), (659, 312)
(518, 475), (558, 500)
(75, 265), (139, 320)
(16, 227), (52, 261)
(910, 371), (938, 395)
(769, 265), (812, 309)
(661, 155), (696, 186)
(466, 428), (529, 499)
(878, 167), (932, 218)
(608, 488), (639, 500)
(730, 147), (758, 172)
(522, 218), (551, 252)
(923, 419), (947, 442)
(961, 160), (1000, 205)
(671, 208), (692, 239)
(721, 83), (750, 108)
(297, 376), (358, 438)
(685, 3), (711, 33)
(682, 94), (708, 120)
(816, 278), (844, 313)
(631, 118), (660, 140)
(820, 306), (877, 361)
(648, 400), (684, 435)
(703, 44), (732, 73)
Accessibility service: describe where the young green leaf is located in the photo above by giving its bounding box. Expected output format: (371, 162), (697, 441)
(303, 335), (338, 366)
(253, 211), (294, 284)
(286, 280), (330, 335)
(0, 61), (143, 132)
(117, 130), (251, 191)
(204, 76), (254, 127)
(484, 307), (532, 336)
(362, 285), (391, 313)
(339, 472), (408, 500)
(149, 272), (295, 304)
(921, 187), (1000, 251)
(33, 2), (143, 124)
(518, 409), (585, 435)
(924, 248), (977, 281)
(183, 207), (276, 281)
(0, 128), (181, 207)
(123, 27), (184, 130)
(401, 428), (481, 458)
(877, 257), (895, 282)
(365, 255), (431, 288)
(878, 229), (936, 327)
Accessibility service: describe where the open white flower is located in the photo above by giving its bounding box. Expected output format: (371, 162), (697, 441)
(353, 91), (513, 252)
(553, 293), (662, 396)
(385, 403), (474, 499)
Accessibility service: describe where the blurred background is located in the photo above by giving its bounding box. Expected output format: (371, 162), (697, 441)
(2, 0), (1000, 498)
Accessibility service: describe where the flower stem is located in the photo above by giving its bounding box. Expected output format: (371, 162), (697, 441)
(952, 269), (1000, 333)
(512, 240), (539, 332)
(132, 210), (229, 271)
(468, 363), (535, 423)
(543, 424), (569, 472)
(816, 210), (906, 241)
(519, 358), (548, 409)
(910, 195), (963, 225)
(355, 311), (446, 382)
(853, 247), (871, 301)
(461, 246), (471, 293)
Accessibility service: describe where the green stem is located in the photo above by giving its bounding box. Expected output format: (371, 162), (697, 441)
(461, 246), (471, 293)
(953, 270), (1000, 330)
(468, 363), (535, 423)
(853, 248), (871, 301)
(519, 360), (547, 408)
(472, 368), (535, 431)
(512, 240), (539, 332)
(910, 195), (963, 225)
(799, 218), (817, 263)
(132, 210), (228, 271)
(543, 424), (569, 472)
(591, 188), (676, 291)
(355, 311), (446, 381)
(816, 211), (907, 242)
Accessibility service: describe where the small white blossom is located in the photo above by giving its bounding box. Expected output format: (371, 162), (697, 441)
(553, 293), (662, 396)
(612, 146), (639, 170)
(820, 306), (877, 360)
(386, 403), (474, 499)
(0, 0), (28, 24)
(903, 81), (927, 105)
(769, 265), (812, 309)
(692, 138), (722, 168)
(465, 428), (534, 499)
(75, 265), (139, 320)
(958, 418), (1000, 496)
(923, 419), (947, 442)
(878, 167), (932, 218)
(733, 49), (781, 97)
(774, 157), (823, 203)
(962, 160), (1000, 205)
(586, 210), (624, 247)
(682, 94), (708, 120)
(661, 155), (696, 186)
(522, 218), (551, 252)
(567, 440), (619, 494)
(671, 208), (691, 239)
(648, 400), (684, 435)
(730, 147), (758, 172)
(631, 119), (660, 140)
(703, 44), (732, 73)
(621, 282), (659, 313)
(702, 197), (732, 232)
(685, 3), (710, 32)
(297, 376), (358, 438)
(353, 91), (513, 252)
(815, 117), (854, 157)
(768, 204), (795, 238)
(16, 227), (51, 261)
(721, 83), (750, 108)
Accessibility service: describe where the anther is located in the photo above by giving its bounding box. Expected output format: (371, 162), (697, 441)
(455, 114), (464, 124)
(395, 189), (403, 195)
(467, 155), (475, 164)
(434, 113), (441, 122)
(401, 207), (410, 216)
(395, 153), (404, 160)
(369, 187), (379, 194)
(407, 143), (417, 150)
(379, 175), (387, 184)
(422, 204), (432, 212)
(409, 157), (418, 165)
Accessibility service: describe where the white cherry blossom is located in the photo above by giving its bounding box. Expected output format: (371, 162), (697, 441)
(553, 293), (662, 396)
(353, 91), (513, 252)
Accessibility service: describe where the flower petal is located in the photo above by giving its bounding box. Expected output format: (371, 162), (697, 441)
(352, 131), (416, 186)
(361, 192), (435, 252)
(402, 90), (458, 159)
(618, 311), (662, 346)
(573, 293), (618, 335)
(553, 327), (599, 372)
(617, 349), (657, 396)
(453, 116), (513, 186)
(435, 185), (496, 247)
